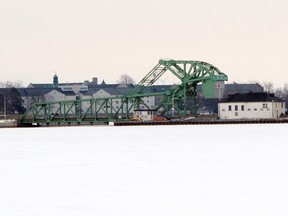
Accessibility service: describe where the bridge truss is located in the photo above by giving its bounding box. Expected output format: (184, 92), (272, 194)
(20, 60), (228, 125)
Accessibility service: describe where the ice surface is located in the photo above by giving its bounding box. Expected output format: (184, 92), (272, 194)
(1, 124), (288, 216)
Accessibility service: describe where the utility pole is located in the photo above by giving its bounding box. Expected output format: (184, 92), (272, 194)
(215, 83), (221, 101)
(0, 92), (6, 119)
(272, 100), (274, 118)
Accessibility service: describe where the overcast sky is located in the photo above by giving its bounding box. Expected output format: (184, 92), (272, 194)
(0, 0), (287, 87)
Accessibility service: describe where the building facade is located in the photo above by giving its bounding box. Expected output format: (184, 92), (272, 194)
(2, 73), (275, 118)
(218, 92), (285, 119)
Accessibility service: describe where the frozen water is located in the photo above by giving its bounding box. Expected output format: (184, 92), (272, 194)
(0, 124), (288, 216)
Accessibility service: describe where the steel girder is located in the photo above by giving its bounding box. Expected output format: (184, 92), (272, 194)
(20, 92), (171, 124)
(128, 60), (228, 115)
(20, 60), (228, 124)
(21, 97), (131, 124)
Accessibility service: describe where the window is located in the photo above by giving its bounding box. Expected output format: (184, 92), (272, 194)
(63, 87), (72, 91)
(235, 105), (238, 111)
(254, 108), (257, 111)
(228, 105), (232, 111)
(263, 103), (268, 109)
(222, 109), (225, 111)
(241, 105), (244, 111)
(235, 112), (238, 116)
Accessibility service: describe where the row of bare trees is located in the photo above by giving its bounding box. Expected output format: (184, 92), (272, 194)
(0, 81), (23, 88)
(261, 82), (288, 108)
(0, 81), (26, 115)
(0, 88), (26, 115)
(117, 74), (136, 85)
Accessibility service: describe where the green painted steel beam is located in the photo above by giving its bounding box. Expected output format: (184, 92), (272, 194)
(20, 59), (228, 124)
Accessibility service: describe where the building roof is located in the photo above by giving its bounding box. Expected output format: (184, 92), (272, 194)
(28, 82), (86, 89)
(18, 88), (52, 97)
(226, 83), (263, 91)
(148, 85), (174, 93)
(18, 88), (76, 97)
(55, 89), (76, 96)
(28, 83), (54, 89)
(223, 92), (285, 103)
(0, 88), (14, 95)
(21, 81), (272, 103)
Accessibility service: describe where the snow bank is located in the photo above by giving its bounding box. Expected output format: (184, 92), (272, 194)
(0, 124), (288, 216)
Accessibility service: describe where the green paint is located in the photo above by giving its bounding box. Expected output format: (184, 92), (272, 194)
(21, 60), (228, 124)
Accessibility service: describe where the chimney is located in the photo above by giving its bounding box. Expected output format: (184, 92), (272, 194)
(53, 74), (58, 88)
(92, 77), (98, 85)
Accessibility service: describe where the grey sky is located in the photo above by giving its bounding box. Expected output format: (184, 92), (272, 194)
(0, 0), (287, 87)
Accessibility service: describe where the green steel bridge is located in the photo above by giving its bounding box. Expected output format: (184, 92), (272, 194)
(20, 59), (228, 125)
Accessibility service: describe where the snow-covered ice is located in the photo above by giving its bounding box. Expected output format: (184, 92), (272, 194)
(0, 124), (288, 216)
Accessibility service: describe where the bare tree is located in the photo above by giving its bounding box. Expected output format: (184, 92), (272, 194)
(0, 81), (23, 88)
(283, 84), (288, 108)
(262, 81), (275, 93)
(283, 84), (288, 96)
(275, 87), (284, 98)
(117, 74), (135, 85)
(272, 84), (288, 112)
(248, 80), (261, 85)
(0, 87), (26, 114)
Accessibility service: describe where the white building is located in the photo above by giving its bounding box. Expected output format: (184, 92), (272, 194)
(218, 92), (285, 119)
(133, 111), (154, 121)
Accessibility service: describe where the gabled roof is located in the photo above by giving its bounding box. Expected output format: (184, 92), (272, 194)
(223, 92), (285, 103)
(92, 88), (120, 96)
(18, 88), (52, 97)
(147, 85), (173, 93)
(29, 82), (85, 89)
(49, 89), (76, 96)
(17, 88), (75, 97)
(28, 84), (54, 89)
(114, 86), (134, 95)
(82, 85), (134, 96)
(0, 88), (14, 95)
